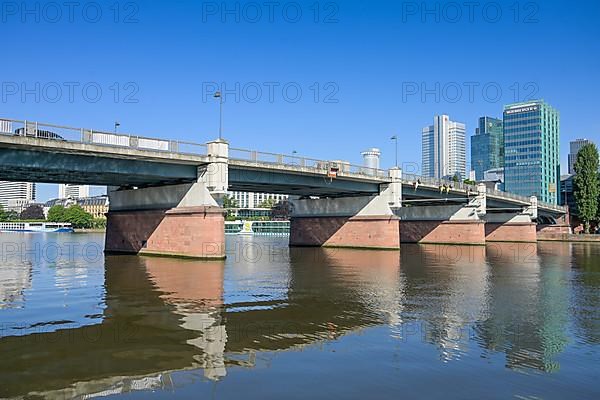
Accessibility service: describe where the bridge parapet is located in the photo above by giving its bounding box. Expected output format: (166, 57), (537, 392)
(1, 118), (208, 156)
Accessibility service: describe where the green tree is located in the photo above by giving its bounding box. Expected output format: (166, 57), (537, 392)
(20, 204), (45, 220)
(222, 194), (239, 209)
(0, 208), (18, 221)
(47, 205), (66, 222)
(574, 143), (600, 234)
(63, 205), (94, 229)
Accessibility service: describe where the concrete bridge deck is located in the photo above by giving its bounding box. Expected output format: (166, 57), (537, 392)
(0, 118), (567, 216)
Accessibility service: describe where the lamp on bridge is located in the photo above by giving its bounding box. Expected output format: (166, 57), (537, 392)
(213, 91), (223, 140)
(391, 135), (398, 167)
(114, 121), (120, 133)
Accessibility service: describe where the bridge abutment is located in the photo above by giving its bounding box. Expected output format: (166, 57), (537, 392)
(105, 182), (226, 259)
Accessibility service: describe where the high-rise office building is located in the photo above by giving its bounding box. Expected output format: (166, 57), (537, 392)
(568, 139), (592, 174)
(58, 184), (90, 199)
(503, 100), (560, 204)
(422, 115), (466, 179)
(0, 181), (36, 208)
(470, 116), (504, 180)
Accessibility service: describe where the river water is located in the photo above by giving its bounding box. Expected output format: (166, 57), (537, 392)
(0, 233), (599, 399)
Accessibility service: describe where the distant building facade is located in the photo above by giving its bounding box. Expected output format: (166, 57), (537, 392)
(503, 100), (560, 205)
(59, 184), (90, 199)
(568, 139), (592, 174)
(422, 115), (466, 179)
(470, 116), (504, 181)
(560, 174), (576, 211)
(482, 167), (505, 191)
(0, 181), (36, 209)
(44, 196), (108, 219)
(228, 192), (288, 209)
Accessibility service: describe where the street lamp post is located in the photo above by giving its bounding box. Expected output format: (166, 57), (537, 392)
(114, 121), (120, 133)
(391, 135), (398, 167)
(214, 91), (223, 140)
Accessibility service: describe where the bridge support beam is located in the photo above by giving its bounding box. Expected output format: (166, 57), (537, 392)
(105, 182), (226, 259)
(289, 168), (402, 250)
(396, 184), (487, 245)
(484, 196), (538, 243)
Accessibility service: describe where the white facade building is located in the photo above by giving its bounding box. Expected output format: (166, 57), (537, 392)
(58, 184), (90, 199)
(0, 181), (36, 209)
(228, 191), (288, 209)
(422, 115), (466, 179)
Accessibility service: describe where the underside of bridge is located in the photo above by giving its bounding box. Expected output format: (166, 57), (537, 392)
(0, 136), (201, 187)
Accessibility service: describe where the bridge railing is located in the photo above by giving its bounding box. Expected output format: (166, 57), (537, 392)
(0, 118), (208, 157)
(401, 173), (478, 192)
(229, 147), (388, 179)
(401, 173), (566, 211)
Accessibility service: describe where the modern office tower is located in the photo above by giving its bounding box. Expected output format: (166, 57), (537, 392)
(422, 115), (466, 179)
(58, 184), (90, 199)
(503, 100), (560, 204)
(0, 181), (36, 208)
(470, 116), (504, 180)
(568, 139), (592, 174)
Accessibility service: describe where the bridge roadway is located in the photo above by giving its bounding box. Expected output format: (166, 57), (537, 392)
(0, 118), (566, 217)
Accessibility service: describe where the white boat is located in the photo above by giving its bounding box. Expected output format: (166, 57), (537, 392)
(225, 220), (290, 236)
(0, 222), (74, 233)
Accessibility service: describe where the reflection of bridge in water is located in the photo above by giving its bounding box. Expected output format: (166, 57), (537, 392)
(0, 242), (594, 398)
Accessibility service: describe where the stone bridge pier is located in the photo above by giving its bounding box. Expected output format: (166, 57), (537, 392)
(288, 168), (402, 250)
(484, 196), (538, 243)
(396, 184), (487, 245)
(105, 140), (229, 259)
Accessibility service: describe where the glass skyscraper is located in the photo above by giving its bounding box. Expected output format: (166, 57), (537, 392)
(422, 115), (466, 179)
(470, 116), (504, 180)
(503, 100), (560, 204)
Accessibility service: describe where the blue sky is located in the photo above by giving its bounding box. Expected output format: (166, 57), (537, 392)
(2, 0), (599, 201)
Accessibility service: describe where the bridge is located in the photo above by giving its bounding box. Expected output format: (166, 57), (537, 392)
(0, 118), (569, 258)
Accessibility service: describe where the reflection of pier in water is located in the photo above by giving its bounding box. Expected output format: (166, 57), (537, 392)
(0, 249), (403, 399)
(0, 242), (588, 398)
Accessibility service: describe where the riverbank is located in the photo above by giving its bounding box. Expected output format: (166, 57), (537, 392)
(538, 233), (600, 242)
(74, 228), (106, 233)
